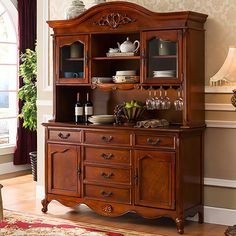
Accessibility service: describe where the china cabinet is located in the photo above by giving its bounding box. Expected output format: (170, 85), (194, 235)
(42, 2), (207, 234)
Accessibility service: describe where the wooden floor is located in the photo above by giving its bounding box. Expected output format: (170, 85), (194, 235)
(0, 173), (228, 236)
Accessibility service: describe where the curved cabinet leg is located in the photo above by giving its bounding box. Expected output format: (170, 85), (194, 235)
(176, 217), (184, 234)
(41, 198), (50, 213)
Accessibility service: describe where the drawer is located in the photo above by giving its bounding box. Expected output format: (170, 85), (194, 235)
(84, 147), (131, 165)
(49, 129), (81, 143)
(84, 184), (131, 204)
(84, 166), (131, 185)
(134, 134), (175, 149)
(84, 131), (131, 146)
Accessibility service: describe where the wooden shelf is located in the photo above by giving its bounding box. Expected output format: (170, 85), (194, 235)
(92, 56), (141, 60)
(91, 83), (140, 90)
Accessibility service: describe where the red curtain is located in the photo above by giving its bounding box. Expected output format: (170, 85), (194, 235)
(14, 0), (37, 165)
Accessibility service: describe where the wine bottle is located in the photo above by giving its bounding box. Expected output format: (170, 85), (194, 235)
(84, 92), (93, 123)
(75, 92), (84, 123)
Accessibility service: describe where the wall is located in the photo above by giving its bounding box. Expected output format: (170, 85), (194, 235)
(37, 0), (236, 224)
(10, 0), (17, 8)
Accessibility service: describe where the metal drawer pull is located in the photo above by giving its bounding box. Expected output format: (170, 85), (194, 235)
(147, 138), (161, 145)
(100, 190), (113, 197)
(100, 153), (113, 160)
(100, 172), (113, 179)
(101, 136), (113, 142)
(58, 132), (71, 139)
(77, 168), (81, 177)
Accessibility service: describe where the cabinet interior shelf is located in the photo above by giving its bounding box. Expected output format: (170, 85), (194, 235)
(92, 56), (141, 60)
(152, 55), (177, 59)
(92, 83), (139, 90)
(65, 58), (84, 61)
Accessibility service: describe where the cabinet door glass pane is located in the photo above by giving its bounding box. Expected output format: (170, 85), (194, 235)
(147, 38), (177, 79)
(59, 41), (85, 79)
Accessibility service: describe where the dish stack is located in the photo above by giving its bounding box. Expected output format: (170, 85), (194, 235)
(113, 70), (140, 83)
(153, 70), (176, 77)
(88, 115), (114, 124)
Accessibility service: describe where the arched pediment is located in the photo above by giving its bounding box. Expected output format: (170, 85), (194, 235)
(48, 1), (207, 35)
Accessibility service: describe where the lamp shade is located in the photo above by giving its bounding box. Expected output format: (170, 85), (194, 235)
(210, 46), (236, 86)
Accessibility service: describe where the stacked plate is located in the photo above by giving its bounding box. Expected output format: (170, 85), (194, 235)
(113, 70), (139, 83)
(88, 115), (114, 124)
(153, 70), (176, 77)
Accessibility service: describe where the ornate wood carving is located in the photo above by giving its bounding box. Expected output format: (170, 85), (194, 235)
(102, 204), (113, 213)
(94, 13), (135, 29)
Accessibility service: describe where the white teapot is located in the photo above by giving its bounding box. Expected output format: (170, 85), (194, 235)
(117, 37), (140, 53)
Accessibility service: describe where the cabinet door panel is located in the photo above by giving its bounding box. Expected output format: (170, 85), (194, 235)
(47, 143), (80, 196)
(56, 35), (89, 84)
(142, 30), (182, 84)
(134, 150), (175, 209)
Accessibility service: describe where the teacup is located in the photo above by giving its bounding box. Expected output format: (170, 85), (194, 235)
(64, 72), (74, 78)
(64, 72), (83, 78)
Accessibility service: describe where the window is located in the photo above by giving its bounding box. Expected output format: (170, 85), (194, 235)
(0, 0), (18, 146)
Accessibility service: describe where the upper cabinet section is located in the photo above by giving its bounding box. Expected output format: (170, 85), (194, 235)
(48, 1), (207, 127)
(56, 35), (89, 84)
(48, 2), (207, 87)
(47, 2), (207, 35)
(142, 30), (182, 85)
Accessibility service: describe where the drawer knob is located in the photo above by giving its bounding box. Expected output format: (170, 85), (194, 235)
(147, 138), (161, 145)
(58, 132), (70, 140)
(100, 172), (113, 179)
(100, 190), (113, 198)
(100, 153), (113, 160)
(101, 136), (113, 142)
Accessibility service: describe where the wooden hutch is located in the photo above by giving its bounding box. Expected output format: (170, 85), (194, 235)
(42, 2), (207, 234)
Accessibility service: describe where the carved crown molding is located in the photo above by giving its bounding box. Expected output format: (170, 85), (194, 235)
(94, 13), (136, 29)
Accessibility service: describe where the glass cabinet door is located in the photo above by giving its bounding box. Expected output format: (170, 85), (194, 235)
(56, 35), (89, 84)
(142, 30), (182, 84)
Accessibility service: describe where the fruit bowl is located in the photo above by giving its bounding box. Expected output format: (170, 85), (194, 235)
(123, 100), (146, 123)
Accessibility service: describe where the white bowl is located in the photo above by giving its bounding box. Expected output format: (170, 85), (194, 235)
(116, 70), (136, 76)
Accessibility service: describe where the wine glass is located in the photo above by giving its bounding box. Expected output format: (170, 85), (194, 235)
(146, 89), (154, 110)
(161, 89), (171, 110)
(154, 87), (163, 110)
(174, 89), (184, 111)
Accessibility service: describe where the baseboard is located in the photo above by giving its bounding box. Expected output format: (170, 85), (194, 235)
(204, 206), (236, 226)
(36, 184), (45, 200)
(188, 206), (236, 226)
(0, 162), (31, 175)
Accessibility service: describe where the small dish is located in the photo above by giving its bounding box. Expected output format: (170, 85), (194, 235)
(88, 115), (114, 124)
